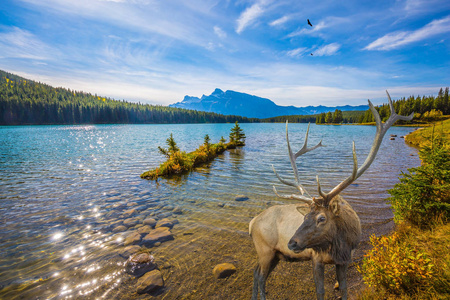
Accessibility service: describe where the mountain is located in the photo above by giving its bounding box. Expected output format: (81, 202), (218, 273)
(169, 88), (369, 118)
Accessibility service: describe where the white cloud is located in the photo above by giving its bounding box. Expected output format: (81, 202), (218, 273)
(286, 47), (308, 57)
(213, 26), (226, 39)
(269, 15), (289, 27)
(0, 27), (56, 60)
(365, 15), (450, 50)
(314, 43), (340, 56)
(236, 3), (264, 34)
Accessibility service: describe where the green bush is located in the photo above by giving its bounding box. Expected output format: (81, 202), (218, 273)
(387, 137), (450, 227)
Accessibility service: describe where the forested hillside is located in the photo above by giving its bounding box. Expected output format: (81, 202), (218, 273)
(0, 70), (253, 125)
(358, 88), (449, 123)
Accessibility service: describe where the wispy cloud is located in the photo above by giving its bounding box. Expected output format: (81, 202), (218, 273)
(236, 2), (265, 34)
(314, 43), (340, 56)
(365, 15), (450, 50)
(213, 26), (226, 39)
(285, 47), (308, 57)
(269, 15), (289, 27)
(0, 27), (56, 60)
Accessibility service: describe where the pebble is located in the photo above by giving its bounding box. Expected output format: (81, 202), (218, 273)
(213, 263), (237, 279)
(136, 269), (164, 294)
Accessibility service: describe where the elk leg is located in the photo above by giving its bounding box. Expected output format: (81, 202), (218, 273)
(312, 261), (325, 300)
(336, 264), (348, 300)
(252, 249), (278, 300)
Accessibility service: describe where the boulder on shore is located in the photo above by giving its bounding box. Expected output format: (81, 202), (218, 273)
(213, 263), (237, 279)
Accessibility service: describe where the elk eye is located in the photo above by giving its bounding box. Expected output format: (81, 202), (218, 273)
(317, 216), (326, 223)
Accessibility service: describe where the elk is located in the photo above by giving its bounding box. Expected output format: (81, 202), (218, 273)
(249, 91), (413, 300)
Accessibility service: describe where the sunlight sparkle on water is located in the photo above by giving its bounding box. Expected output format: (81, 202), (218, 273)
(52, 232), (63, 241)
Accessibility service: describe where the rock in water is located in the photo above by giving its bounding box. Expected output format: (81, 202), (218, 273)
(234, 195), (249, 201)
(112, 225), (127, 233)
(126, 252), (157, 277)
(155, 218), (175, 229)
(124, 231), (141, 246)
(136, 269), (164, 294)
(119, 245), (141, 258)
(213, 263), (237, 279)
(143, 218), (157, 227)
(142, 227), (174, 246)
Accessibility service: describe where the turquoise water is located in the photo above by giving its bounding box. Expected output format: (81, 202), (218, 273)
(0, 123), (420, 299)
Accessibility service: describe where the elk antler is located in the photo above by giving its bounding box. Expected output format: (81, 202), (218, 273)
(272, 122), (323, 204)
(317, 90), (414, 205)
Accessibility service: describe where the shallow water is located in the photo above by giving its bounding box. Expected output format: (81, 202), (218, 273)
(0, 123), (420, 299)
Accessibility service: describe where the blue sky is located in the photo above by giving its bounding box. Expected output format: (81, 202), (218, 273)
(0, 0), (449, 107)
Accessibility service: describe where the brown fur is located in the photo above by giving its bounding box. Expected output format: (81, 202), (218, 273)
(250, 195), (361, 300)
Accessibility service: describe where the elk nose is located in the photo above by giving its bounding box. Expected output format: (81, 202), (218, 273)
(288, 239), (299, 251)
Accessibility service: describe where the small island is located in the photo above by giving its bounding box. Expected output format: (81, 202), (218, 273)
(141, 121), (246, 180)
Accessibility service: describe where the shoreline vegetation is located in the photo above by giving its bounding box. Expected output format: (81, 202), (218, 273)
(357, 119), (450, 299)
(141, 121), (245, 180)
(2, 70), (449, 127)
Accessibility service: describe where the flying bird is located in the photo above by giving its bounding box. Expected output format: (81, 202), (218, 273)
(310, 53), (313, 56)
(307, 19), (313, 27)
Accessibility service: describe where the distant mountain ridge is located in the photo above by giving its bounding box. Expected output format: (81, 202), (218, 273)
(169, 88), (369, 118)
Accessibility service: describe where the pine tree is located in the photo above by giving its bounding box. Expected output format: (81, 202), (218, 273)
(204, 134), (211, 151)
(158, 133), (179, 157)
(229, 121), (246, 146)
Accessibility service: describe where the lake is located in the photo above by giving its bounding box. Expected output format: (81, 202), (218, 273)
(0, 123), (420, 299)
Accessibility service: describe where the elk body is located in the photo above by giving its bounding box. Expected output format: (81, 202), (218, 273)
(249, 92), (413, 300)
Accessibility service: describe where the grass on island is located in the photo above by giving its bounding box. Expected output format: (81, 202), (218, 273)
(357, 121), (450, 300)
(140, 141), (241, 180)
(141, 121), (246, 180)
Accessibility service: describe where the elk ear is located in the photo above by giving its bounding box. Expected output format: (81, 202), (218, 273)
(296, 205), (310, 215)
(329, 199), (341, 216)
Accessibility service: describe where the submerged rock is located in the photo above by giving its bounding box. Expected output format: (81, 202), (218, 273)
(123, 208), (137, 218)
(123, 218), (139, 228)
(155, 218), (175, 229)
(142, 227), (174, 246)
(125, 252), (157, 277)
(124, 231), (141, 246)
(143, 218), (157, 227)
(136, 269), (164, 294)
(112, 225), (127, 233)
(137, 225), (153, 235)
(172, 207), (183, 215)
(213, 263), (237, 279)
(234, 195), (249, 201)
(119, 245), (142, 258)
